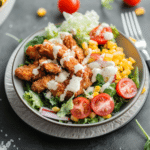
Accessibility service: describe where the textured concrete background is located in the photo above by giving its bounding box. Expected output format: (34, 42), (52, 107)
(0, 0), (150, 149)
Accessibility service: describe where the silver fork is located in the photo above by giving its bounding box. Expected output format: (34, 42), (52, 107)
(121, 11), (150, 70)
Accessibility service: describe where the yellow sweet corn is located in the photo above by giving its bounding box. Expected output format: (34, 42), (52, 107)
(37, 8), (47, 17)
(128, 57), (136, 64)
(82, 42), (88, 50)
(88, 58), (95, 63)
(135, 7), (145, 16)
(94, 86), (101, 92)
(52, 107), (60, 112)
(0, 0), (7, 7)
(101, 49), (109, 54)
(116, 71), (122, 80)
(141, 87), (146, 94)
(109, 49), (116, 54)
(89, 40), (98, 46)
(129, 37), (137, 43)
(92, 49), (101, 54)
(103, 114), (112, 119)
(89, 45), (98, 50)
(71, 115), (79, 122)
(93, 92), (99, 97)
(106, 41), (117, 49)
(89, 112), (96, 118)
(104, 54), (113, 61)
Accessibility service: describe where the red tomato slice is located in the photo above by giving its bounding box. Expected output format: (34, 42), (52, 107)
(58, 0), (80, 14)
(90, 25), (112, 45)
(91, 93), (114, 116)
(90, 53), (101, 61)
(116, 78), (137, 99)
(71, 97), (91, 119)
(123, 0), (141, 6)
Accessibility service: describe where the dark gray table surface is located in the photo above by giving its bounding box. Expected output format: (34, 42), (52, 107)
(0, 0), (150, 149)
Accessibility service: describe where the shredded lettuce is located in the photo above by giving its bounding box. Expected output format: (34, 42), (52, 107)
(110, 24), (119, 39)
(57, 96), (74, 117)
(60, 10), (100, 46)
(44, 23), (58, 40)
(23, 90), (43, 110)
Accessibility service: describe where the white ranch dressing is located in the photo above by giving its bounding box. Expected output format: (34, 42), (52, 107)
(102, 66), (117, 79)
(96, 23), (109, 36)
(82, 48), (92, 65)
(47, 80), (58, 90)
(83, 89), (93, 99)
(100, 75), (115, 93)
(53, 45), (62, 59)
(86, 86), (94, 93)
(92, 68), (102, 83)
(88, 61), (100, 69)
(104, 32), (114, 40)
(74, 64), (85, 73)
(45, 90), (52, 99)
(60, 75), (82, 101)
(55, 71), (70, 83)
(60, 55), (74, 67)
(49, 38), (63, 44)
(40, 59), (53, 65)
(63, 49), (75, 57)
(59, 32), (71, 40)
(32, 66), (40, 76)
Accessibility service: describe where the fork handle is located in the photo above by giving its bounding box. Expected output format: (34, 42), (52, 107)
(140, 49), (150, 70)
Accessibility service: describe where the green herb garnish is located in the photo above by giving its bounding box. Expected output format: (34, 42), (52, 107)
(110, 25), (119, 39)
(6, 33), (23, 43)
(136, 120), (150, 150)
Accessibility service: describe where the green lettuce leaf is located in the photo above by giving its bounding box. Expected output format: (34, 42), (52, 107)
(23, 90), (43, 110)
(110, 24), (119, 39)
(93, 74), (105, 86)
(104, 83), (116, 97)
(57, 96), (74, 117)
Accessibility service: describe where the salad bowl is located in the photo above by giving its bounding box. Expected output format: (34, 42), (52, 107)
(12, 27), (146, 127)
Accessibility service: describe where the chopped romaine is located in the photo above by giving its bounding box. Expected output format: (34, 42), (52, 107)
(104, 83), (116, 97)
(57, 96), (74, 117)
(94, 74), (105, 86)
(23, 90), (43, 110)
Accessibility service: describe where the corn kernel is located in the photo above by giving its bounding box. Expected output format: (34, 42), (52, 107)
(37, 8), (47, 17)
(89, 40), (98, 46)
(113, 59), (120, 65)
(109, 49), (116, 54)
(88, 58), (95, 63)
(71, 115), (79, 122)
(103, 114), (112, 119)
(104, 54), (113, 61)
(135, 7), (145, 16)
(116, 71), (122, 80)
(141, 87), (146, 94)
(101, 49), (109, 54)
(94, 86), (101, 92)
(52, 107), (60, 112)
(89, 45), (98, 50)
(82, 42), (88, 50)
(93, 92), (99, 97)
(129, 57), (136, 64)
(107, 41), (117, 49)
(89, 112), (96, 118)
(92, 49), (101, 54)
(129, 37), (137, 44)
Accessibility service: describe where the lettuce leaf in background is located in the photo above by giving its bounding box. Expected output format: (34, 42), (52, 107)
(23, 90), (43, 110)
(59, 10), (100, 46)
(44, 22), (59, 40)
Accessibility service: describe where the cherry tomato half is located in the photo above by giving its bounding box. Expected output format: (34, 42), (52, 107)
(58, 0), (80, 14)
(116, 78), (137, 99)
(90, 25), (112, 45)
(91, 93), (114, 116)
(123, 0), (141, 7)
(71, 97), (91, 119)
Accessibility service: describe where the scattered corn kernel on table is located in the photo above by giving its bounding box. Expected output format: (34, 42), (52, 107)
(0, 0), (150, 149)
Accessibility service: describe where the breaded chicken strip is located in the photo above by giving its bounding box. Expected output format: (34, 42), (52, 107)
(31, 75), (55, 93)
(26, 45), (42, 60)
(63, 35), (84, 63)
(39, 57), (61, 74)
(15, 62), (45, 81)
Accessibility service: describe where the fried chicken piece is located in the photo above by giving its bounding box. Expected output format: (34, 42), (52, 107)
(39, 40), (68, 60)
(31, 75), (55, 93)
(39, 57), (61, 74)
(15, 62), (45, 81)
(63, 35), (84, 63)
(26, 45), (42, 60)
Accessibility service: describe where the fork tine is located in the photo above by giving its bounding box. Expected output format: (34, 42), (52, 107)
(121, 13), (130, 37)
(132, 11), (143, 39)
(125, 12), (134, 38)
(128, 12), (140, 40)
